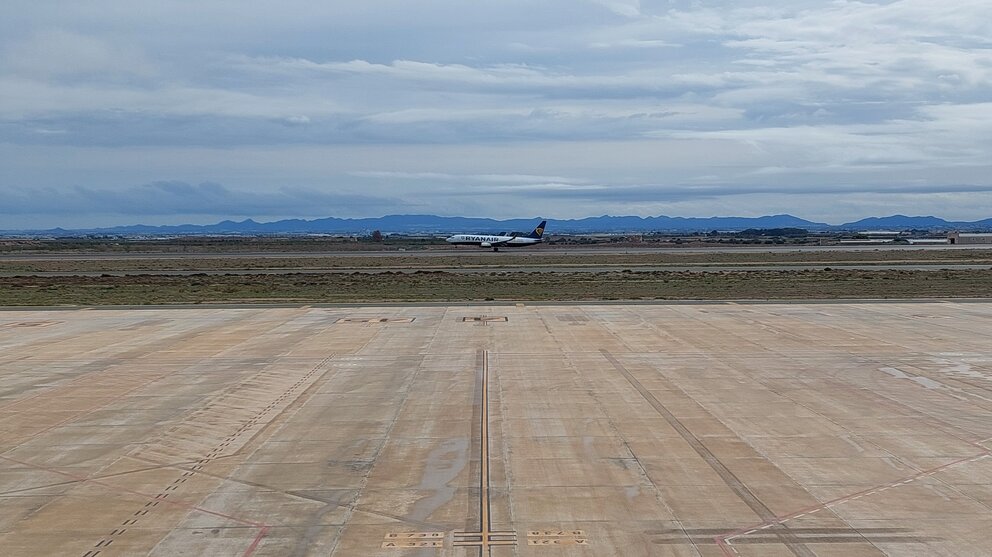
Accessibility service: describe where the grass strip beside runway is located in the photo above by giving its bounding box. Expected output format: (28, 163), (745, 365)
(2, 268), (990, 305)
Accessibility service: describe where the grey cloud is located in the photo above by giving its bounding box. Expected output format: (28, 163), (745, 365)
(431, 182), (992, 203)
(1, 181), (401, 217)
(587, 0), (642, 18)
(232, 55), (726, 101)
(0, 105), (738, 147)
(3, 1), (992, 225)
(10, 179), (989, 226)
(1, 29), (156, 81)
(349, 171), (584, 184)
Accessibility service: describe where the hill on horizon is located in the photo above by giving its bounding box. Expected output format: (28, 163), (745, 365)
(4, 213), (992, 236)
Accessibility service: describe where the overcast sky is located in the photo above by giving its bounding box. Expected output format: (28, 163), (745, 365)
(2, 0), (991, 228)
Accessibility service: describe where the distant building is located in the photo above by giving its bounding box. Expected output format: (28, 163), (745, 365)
(948, 232), (992, 245)
(860, 230), (904, 237)
(839, 239), (893, 244)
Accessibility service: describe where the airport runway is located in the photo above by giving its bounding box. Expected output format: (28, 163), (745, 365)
(2, 244), (989, 261)
(2, 303), (991, 556)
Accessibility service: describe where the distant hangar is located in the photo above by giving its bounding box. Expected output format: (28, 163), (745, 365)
(948, 232), (992, 244)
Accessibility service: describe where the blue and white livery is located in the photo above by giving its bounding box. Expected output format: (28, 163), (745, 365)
(445, 220), (547, 251)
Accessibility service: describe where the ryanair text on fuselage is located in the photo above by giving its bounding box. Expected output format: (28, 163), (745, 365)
(445, 220), (546, 251)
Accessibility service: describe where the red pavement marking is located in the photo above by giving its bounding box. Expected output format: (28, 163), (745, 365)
(241, 525), (271, 557)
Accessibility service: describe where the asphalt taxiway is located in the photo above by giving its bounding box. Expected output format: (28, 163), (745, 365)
(2, 302), (991, 556)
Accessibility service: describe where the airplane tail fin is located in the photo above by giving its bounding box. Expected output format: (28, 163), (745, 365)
(528, 220), (547, 239)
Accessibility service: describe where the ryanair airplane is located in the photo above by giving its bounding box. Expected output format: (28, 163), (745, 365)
(445, 220), (547, 251)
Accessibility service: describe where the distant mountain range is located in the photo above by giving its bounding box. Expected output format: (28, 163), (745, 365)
(5, 214), (992, 236)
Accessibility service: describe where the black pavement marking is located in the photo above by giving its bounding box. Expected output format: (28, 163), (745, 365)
(601, 349), (816, 557)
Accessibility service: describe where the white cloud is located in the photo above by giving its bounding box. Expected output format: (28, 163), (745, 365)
(587, 0), (641, 18)
(349, 171), (583, 184)
(1, 29), (155, 80)
(589, 38), (678, 49)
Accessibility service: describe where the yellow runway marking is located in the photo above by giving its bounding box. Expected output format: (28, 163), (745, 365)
(451, 350), (518, 552)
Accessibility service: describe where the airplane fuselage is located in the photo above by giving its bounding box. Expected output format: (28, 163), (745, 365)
(445, 234), (541, 248)
(445, 220), (547, 251)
